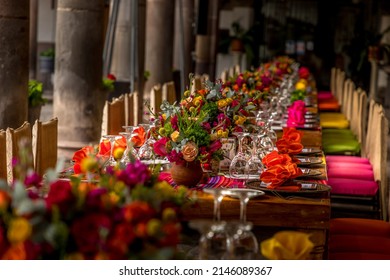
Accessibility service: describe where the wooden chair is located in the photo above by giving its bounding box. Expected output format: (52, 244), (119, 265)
(101, 94), (126, 135)
(32, 118), (58, 176)
(6, 121), (33, 183)
(162, 81), (177, 104)
(150, 84), (163, 115)
(0, 130), (6, 180)
(125, 92), (138, 126)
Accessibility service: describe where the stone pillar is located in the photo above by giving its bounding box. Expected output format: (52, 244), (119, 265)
(54, 0), (106, 157)
(144, 0), (175, 96)
(0, 0), (29, 129)
(173, 0), (195, 91)
(111, 0), (131, 81)
(29, 0), (38, 79)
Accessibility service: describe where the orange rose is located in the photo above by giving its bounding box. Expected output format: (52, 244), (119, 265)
(282, 127), (303, 143)
(98, 136), (126, 157)
(276, 138), (303, 155)
(262, 151), (292, 168)
(72, 146), (95, 163)
(182, 141), (199, 162)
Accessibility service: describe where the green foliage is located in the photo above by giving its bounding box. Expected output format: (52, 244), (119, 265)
(102, 77), (115, 92)
(40, 48), (55, 58)
(28, 80), (47, 107)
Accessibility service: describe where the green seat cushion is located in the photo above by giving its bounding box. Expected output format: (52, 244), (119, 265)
(323, 139), (361, 155)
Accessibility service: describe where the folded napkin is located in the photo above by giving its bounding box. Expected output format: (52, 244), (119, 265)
(287, 100), (306, 127)
(261, 231), (314, 260)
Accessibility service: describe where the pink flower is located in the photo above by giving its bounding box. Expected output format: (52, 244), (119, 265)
(153, 137), (169, 157)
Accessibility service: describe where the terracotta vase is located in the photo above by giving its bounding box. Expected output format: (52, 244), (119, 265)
(170, 161), (203, 187)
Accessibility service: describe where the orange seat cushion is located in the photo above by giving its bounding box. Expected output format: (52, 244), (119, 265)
(329, 252), (390, 260)
(329, 234), (390, 256)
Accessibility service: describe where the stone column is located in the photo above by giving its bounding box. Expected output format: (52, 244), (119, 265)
(54, 0), (106, 157)
(144, 0), (175, 97)
(29, 0), (38, 79)
(0, 0), (29, 129)
(173, 0), (195, 91)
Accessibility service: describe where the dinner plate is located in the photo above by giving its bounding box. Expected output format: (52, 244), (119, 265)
(299, 147), (322, 155)
(296, 156), (323, 166)
(246, 180), (331, 194)
(222, 174), (260, 180)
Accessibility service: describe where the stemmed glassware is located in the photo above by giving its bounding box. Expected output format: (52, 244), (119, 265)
(101, 135), (121, 170)
(229, 131), (250, 180)
(119, 125), (138, 165)
(188, 220), (233, 260)
(137, 122), (155, 161)
(220, 188), (263, 259)
(246, 133), (265, 180)
(203, 188), (227, 222)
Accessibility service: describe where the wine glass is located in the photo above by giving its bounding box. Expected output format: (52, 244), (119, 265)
(137, 122), (155, 161)
(203, 188), (227, 221)
(119, 126), (138, 165)
(101, 135), (121, 169)
(229, 221), (259, 260)
(189, 220), (233, 260)
(246, 133), (264, 180)
(221, 188), (264, 223)
(229, 131), (250, 180)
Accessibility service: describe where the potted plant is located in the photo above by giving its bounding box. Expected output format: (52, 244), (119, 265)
(219, 21), (255, 65)
(39, 48), (55, 73)
(28, 79), (47, 124)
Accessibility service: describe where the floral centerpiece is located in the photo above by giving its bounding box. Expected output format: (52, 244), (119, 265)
(0, 143), (188, 260)
(152, 95), (224, 186)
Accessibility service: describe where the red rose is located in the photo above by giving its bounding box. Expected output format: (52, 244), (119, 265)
(71, 213), (111, 256)
(45, 180), (75, 214)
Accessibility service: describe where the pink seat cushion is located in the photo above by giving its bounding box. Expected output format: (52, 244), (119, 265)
(326, 178), (378, 196)
(317, 91), (333, 100)
(327, 162), (372, 170)
(326, 155), (370, 164)
(330, 218), (390, 237)
(327, 168), (374, 181)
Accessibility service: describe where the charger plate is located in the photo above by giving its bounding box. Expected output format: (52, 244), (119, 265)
(246, 180), (331, 195)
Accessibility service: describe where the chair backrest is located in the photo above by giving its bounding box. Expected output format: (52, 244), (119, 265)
(125, 92), (137, 126)
(150, 84), (163, 115)
(335, 70), (345, 103)
(220, 69), (229, 83)
(330, 67), (337, 95)
(357, 89), (368, 157)
(0, 130), (6, 180)
(341, 78), (354, 119)
(6, 121), (33, 183)
(101, 94), (126, 136)
(162, 81), (177, 104)
(32, 118), (58, 176)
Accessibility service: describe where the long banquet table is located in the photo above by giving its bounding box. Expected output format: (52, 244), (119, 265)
(179, 110), (331, 259)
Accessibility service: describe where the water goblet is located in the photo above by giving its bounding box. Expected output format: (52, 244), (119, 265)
(203, 188), (227, 221)
(246, 133), (264, 180)
(101, 134), (121, 169)
(119, 126), (138, 165)
(189, 220), (233, 260)
(229, 131), (250, 180)
(229, 221), (259, 260)
(221, 188), (264, 223)
(137, 122), (155, 160)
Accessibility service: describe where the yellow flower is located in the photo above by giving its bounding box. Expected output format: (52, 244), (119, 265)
(80, 157), (98, 173)
(162, 207), (177, 222)
(113, 147), (124, 160)
(147, 218), (162, 237)
(295, 79), (308, 90)
(217, 99), (227, 108)
(183, 90), (190, 97)
(210, 133), (218, 141)
(7, 217), (32, 244)
(170, 131), (180, 142)
(235, 115), (246, 126)
(226, 97), (233, 104)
